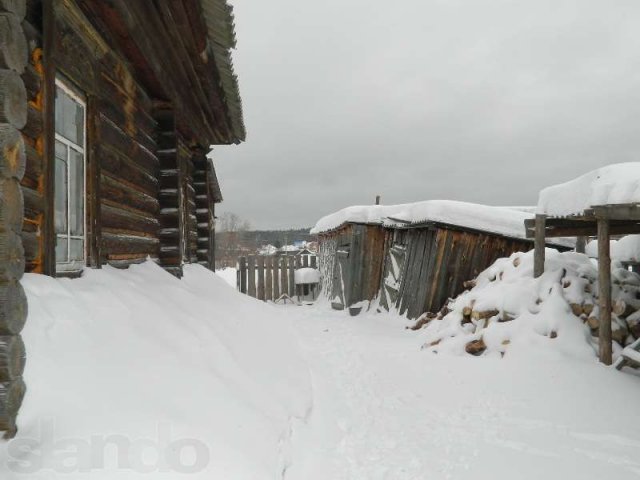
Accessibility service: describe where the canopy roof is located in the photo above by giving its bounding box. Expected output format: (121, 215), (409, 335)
(537, 163), (640, 217)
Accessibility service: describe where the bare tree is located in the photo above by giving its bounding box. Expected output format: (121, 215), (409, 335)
(216, 212), (252, 268)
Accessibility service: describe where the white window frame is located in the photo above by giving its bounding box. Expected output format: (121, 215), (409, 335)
(54, 78), (87, 273)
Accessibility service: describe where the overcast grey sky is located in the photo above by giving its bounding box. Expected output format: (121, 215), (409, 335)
(213, 0), (640, 230)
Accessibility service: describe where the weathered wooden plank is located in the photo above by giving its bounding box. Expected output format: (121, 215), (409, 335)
(257, 256), (265, 301)
(265, 256), (273, 301)
(238, 256), (247, 293)
(247, 255), (256, 298)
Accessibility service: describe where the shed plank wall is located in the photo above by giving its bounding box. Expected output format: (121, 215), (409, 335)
(385, 226), (536, 319)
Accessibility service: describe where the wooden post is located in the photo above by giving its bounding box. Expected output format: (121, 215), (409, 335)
(257, 256), (265, 301)
(280, 257), (287, 298)
(41, 0), (56, 276)
(534, 214), (546, 278)
(273, 257), (280, 300)
(238, 256), (247, 293)
(375, 195), (381, 205)
(265, 256), (273, 301)
(598, 217), (612, 365)
(575, 236), (587, 254)
(86, 96), (101, 268)
(302, 255), (309, 268)
(288, 256), (295, 296)
(248, 255), (256, 298)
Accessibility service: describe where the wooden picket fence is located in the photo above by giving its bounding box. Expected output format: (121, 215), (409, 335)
(237, 255), (317, 301)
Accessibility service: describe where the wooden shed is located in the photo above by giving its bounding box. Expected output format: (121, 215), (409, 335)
(313, 201), (572, 319)
(0, 0), (244, 437)
(316, 222), (390, 313)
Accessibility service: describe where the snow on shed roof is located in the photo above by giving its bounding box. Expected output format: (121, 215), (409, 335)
(537, 163), (640, 217)
(311, 200), (535, 240)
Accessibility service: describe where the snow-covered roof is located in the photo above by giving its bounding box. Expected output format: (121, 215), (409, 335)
(311, 200), (535, 240)
(294, 268), (320, 284)
(537, 163), (640, 217)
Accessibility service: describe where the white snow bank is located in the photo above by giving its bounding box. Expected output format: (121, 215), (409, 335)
(294, 268), (320, 285)
(538, 162), (640, 216)
(0, 261), (311, 479)
(312, 200), (536, 240)
(215, 266), (238, 288)
(419, 249), (640, 360)
(586, 235), (640, 263)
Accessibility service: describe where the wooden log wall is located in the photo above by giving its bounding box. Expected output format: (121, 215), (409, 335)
(55, 2), (160, 268)
(19, 3), (45, 273)
(156, 108), (182, 276)
(0, 0), (29, 439)
(193, 152), (211, 268)
(178, 135), (197, 265)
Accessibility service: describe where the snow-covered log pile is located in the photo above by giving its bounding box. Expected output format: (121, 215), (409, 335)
(415, 249), (640, 359)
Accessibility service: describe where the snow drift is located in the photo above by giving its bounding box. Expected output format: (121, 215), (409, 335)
(418, 249), (640, 361)
(0, 261), (311, 479)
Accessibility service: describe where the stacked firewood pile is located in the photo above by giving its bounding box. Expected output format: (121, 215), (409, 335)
(411, 250), (640, 358)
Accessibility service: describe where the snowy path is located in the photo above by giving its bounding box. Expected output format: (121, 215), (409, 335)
(283, 305), (640, 480)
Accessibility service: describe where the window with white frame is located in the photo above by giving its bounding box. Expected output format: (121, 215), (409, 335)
(54, 79), (86, 273)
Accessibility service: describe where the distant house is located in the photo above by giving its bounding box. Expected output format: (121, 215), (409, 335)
(0, 0), (244, 437)
(258, 244), (278, 256)
(277, 245), (301, 256)
(312, 201), (573, 318)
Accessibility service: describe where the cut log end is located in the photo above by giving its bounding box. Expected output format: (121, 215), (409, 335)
(0, 70), (27, 129)
(0, 334), (25, 382)
(0, 13), (28, 74)
(0, 280), (27, 335)
(0, 123), (25, 179)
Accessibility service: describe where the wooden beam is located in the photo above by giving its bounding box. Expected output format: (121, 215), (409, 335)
(534, 214), (545, 278)
(86, 96), (101, 268)
(525, 218), (640, 238)
(598, 217), (612, 365)
(593, 204), (640, 221)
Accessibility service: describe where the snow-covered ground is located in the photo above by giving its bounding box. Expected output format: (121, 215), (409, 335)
(2, 262), (640, 479)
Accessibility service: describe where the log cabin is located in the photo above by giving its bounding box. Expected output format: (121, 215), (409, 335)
(0, 0), (245, 437)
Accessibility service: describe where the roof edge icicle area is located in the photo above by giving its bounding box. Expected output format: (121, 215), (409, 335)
(201, 0), (246, 144)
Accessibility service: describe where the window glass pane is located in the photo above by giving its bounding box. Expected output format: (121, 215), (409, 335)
(56, 237), (68, 263)
(69, 149), (84, 236)
(55, 85), (84, 144)
(54, 141), (68, 234)
(69, 238), (84, 262)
